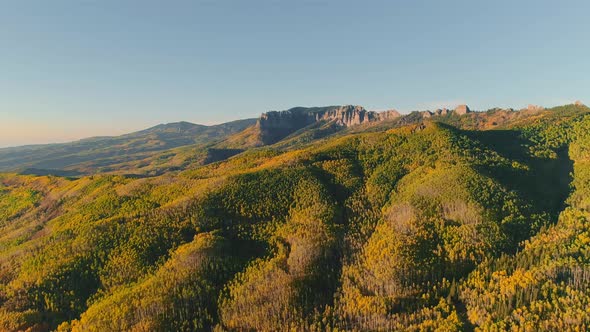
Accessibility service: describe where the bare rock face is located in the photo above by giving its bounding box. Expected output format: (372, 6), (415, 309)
(433, 108), (449, 116)
(454, 104), (471, 115)
(378, 109), (402, 121)
(257, 109), (318, 144)
(575, 100), (584, 106)
(315, 105), (377, 126)
(257, 105), (401, 145)
(420, 111), (433, 119)
(527, 104), (544, 112)
(315, 106), (401, 126)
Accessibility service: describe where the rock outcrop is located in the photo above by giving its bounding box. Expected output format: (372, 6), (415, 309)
(434, 108), (449, 116)
(379, 109), (402, 120)
(313, 105), (378, 126)
(419, 106), (462, 119)
(527, 104), (544, 112)
(454, 104), (471, 115)
(575, 100), (584, 106)
(420, 111), (433, 118)
(257, 105), (401, 144)
(257, 103), (474, 146)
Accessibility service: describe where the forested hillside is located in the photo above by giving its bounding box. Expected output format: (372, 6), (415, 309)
(0, 103), (589, 331)
(0, 119), (256, 176)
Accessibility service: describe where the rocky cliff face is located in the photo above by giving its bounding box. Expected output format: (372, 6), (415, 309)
(314, 105), (377, 126)
(418, 105), (472, 119)
(257, 103), (473, 145)
(257, 108), (317, 144)
(257, 105), (401, 144)
(454, 104), (471, 115)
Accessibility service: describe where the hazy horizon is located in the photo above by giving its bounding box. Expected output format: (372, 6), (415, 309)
(0, 100), (583, 149)
(2, 0), (589, 147)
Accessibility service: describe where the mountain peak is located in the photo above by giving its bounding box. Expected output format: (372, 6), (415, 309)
(141, 121), (202, 134)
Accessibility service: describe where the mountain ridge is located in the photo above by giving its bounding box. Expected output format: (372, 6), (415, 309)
(1, 102), (586, 177)
(1, 103), (590, 331)
(0, 118), (256, 174)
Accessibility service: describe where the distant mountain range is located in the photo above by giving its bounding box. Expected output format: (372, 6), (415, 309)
(0, 103), (580, 177)
(0, 118), (256, 175)
(0, 104), (463, 176)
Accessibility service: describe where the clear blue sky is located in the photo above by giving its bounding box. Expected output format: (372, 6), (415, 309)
(1, 0), (589, 147)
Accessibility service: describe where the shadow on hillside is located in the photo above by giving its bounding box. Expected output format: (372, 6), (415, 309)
(203, 148), (245, 165)
(19, 168), (83, 178)
(462, 129), (573, 223)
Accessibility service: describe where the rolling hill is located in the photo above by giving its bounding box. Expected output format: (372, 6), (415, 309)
(1, 103), (590, 331)
(0, 119), (256, 176)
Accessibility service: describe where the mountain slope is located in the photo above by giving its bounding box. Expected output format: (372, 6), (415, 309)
(0, 119), (256, 175)
(0, 104), (589, 331)
(0, 104), (557, 178)
(216, 105), (401, 149)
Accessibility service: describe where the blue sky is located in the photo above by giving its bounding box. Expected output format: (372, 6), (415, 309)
(1, 0), (589, 147)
